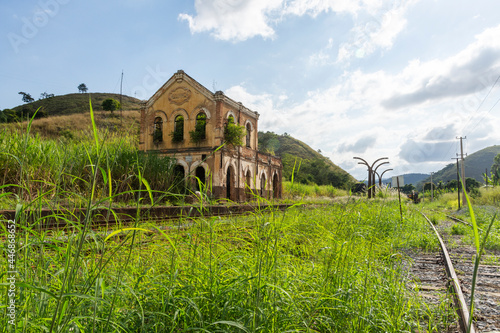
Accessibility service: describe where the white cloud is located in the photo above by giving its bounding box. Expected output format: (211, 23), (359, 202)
(383, 24), (500, 109)
(283, 0), (360, 17)
(336, 0), (416, 63)
(179, 0), (282, 41)
(221, 24), (500, 178)
(179, 0), (417, 47)
(225, 85), (289, 130)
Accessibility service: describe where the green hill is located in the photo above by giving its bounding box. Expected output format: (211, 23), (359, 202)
(420, 145), (500, 185)
(7, 93), (142, 119)
(258, 131), (356, 188)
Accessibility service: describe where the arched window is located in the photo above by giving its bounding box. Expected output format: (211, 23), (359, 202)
(173, 164), (186, 193)
(260, 174), (266, 197)
(246, 123), (251, 148)
(245, 170), (252, 200)
(172, 115), (184, 142)
(190, 112), (206, 143)
(153, 117), (163, 143)
(195, 166), (206, 191)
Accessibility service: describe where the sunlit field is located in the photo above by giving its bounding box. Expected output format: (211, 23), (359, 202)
(0, 108), (477, 332)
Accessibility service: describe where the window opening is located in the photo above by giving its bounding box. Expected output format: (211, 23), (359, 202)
(246, 123), (251, 148)
(190, 112), (207, 143)
(195, 166), (206, 191)
(172, 115), (184, 142)
(153, 117), (163, 143)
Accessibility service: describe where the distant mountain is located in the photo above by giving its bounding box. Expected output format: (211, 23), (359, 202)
(258, 131), (357, 188)
(382, 173), (429, 186)
(420, 145), (500, 186)
(10, 93), (142, 117)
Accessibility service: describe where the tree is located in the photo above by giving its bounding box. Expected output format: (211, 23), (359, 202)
(101, 98), (121, 113)
(78, 83), (88, 93)
(401, 184), (416, 194)
(492, 153), (500, 185)
(18, 91), (34, 103)
(40, 92), (54, 99)
(0, 109), (17, 123)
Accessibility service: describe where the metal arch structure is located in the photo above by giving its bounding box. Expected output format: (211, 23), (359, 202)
(375, 168), (393, 187)
(353, 157), (389, 198)
(372, 162), (389, 196)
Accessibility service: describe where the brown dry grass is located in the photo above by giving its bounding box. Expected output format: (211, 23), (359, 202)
(3, 110), (140, 139)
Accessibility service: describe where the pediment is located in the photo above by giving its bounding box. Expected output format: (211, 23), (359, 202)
(146, 70), (215, 108)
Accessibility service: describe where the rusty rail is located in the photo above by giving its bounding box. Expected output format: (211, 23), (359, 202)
(0, 203), (293, 229)
(420, 212), (476, 333)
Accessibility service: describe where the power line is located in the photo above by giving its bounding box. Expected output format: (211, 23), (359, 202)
(461, 73), (500, 136)
(439, 73), (500, 164)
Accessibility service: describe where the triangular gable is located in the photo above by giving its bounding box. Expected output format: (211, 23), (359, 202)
(146, 70), (215, 108)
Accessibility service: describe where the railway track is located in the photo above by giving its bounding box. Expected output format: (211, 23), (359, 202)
(409, 211), (500, 333)
(0, 203), (293, 230)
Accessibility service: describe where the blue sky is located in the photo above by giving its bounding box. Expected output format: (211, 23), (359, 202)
(2, 0), (500, 180)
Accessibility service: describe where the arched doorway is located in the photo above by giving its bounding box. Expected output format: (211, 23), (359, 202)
(273, 173), (279, 199)
(173, 164), (185, 193)
(195, 166), (206, 191)
(226, 166), (235, 200)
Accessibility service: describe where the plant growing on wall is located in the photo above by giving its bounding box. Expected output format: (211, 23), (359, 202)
(189, 113), (207, 144)
(171, 129), (183, 143)
(171, 115), (184, 143)
(224, 116), (246, 146)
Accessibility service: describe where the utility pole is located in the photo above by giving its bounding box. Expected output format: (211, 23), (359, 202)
(457, 137), (467, 206)
(451, 157), (461, 210)
(120, 70), (124, 124)
(430, 172), (434, 202)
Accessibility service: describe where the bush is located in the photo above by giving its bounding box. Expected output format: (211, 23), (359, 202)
(101, 98), (121, 113)
(224, 120), (245, 146)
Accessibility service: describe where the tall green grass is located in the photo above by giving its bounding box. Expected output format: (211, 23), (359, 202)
(0, 125), (179, 209)
(2, 196), (451, 332)
(283, 181), (348, 200)
(462, 188), (496, 333)
(0, 103), (454, 332)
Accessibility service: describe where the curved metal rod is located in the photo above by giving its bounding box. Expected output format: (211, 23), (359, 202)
(370, 157), (388, 170)
(376, 168), (393, 186)
(372, 160), (389, 196)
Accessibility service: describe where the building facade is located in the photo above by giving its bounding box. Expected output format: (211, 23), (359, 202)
(139, 70), (282, 201)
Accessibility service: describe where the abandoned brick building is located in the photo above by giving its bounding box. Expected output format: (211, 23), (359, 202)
(139, 70), (282, 201)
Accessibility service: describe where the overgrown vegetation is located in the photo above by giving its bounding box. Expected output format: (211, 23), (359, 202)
(0, 125), (179, 208)
(1, 103), (485, 331)
(224, 115), (246, 146)
(189, 113), (207, 144)
(1, 170), (452, 332)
